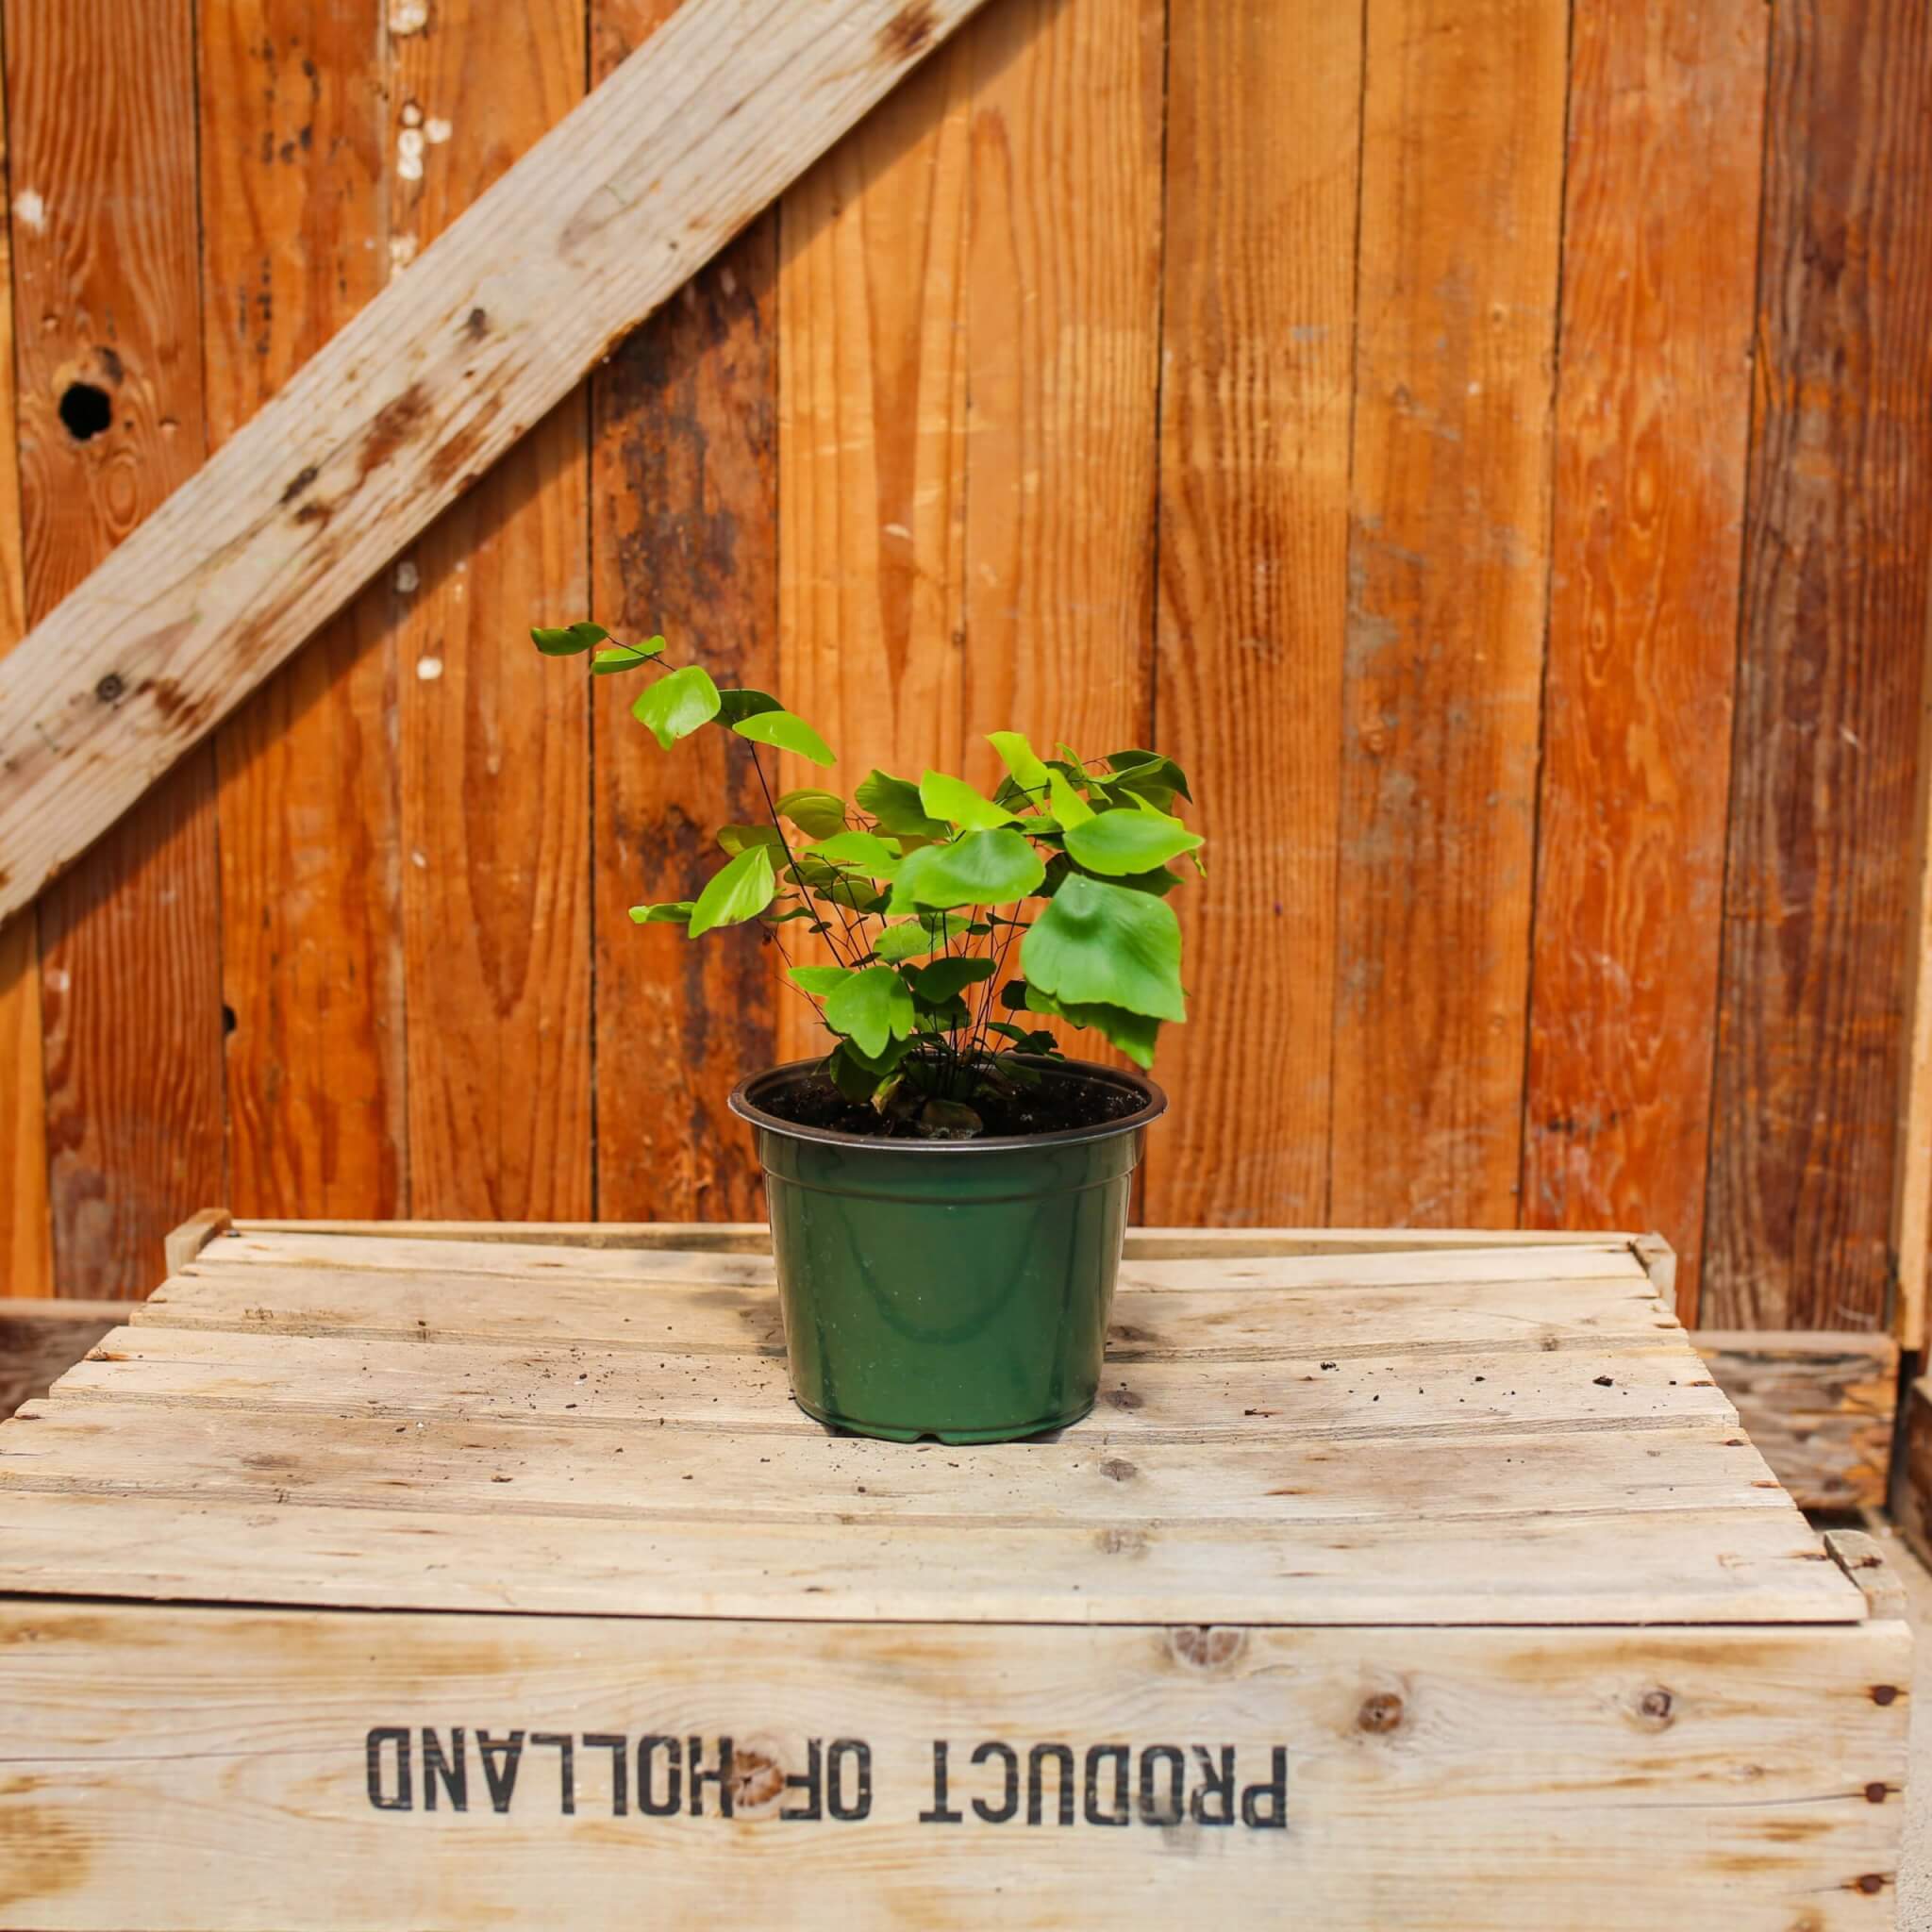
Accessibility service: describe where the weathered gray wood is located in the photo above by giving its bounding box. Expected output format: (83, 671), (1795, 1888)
(0, 0), (989, 927)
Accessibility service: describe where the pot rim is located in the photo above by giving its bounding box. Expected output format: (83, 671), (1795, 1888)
(727, 1054), (1167, 1154)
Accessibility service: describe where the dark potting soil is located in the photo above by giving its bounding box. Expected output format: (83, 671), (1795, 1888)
(761, 1071), (1145, 1141)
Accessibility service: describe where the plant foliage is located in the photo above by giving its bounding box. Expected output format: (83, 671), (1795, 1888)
(536, 622), (1204, 1136)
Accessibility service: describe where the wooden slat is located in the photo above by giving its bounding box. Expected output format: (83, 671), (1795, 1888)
(1143, 0), (1357, 1224)
(7, 0), (225, 1297)
(1693, 1331), (1897, 1513)
(0, 17), (49, 1299)
(1704, 0), (1932, 1329)
(391, 0), (592, 1220)
(0, 1297), (138, 1418)
(185, 1225), (1649, 1289)
(1329, 0), (1568, 1228)
(956, 0), (1160, 783)
(142, 1262), (1674, 1357)
(0, 0), (992, 933)
(589, 0), (778, 1222)
(202, 0), (407, 1227)
(774, 25), (972, 1061)
(1522, 0), (1767, 1323)
(43, 1317), (1736, 1441)
(222, 1217), (1641, 1253)
(0, 1484), (1846, 1627)
(1892, 556), (1932, 1349)
(0, 1605), (1905, 1930)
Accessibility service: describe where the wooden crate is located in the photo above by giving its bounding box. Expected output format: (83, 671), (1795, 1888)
(0, 1219), (1909, 1929)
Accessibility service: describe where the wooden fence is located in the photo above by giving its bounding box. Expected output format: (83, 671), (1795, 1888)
(0, 0), (1928, 1338)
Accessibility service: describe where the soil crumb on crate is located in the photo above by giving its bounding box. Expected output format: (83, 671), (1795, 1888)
(760, 1072), (1143, 1141)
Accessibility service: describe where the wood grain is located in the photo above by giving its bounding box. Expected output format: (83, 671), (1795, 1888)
(389, 0), (590, 1220)
(1145, 0), (1359, 1224)
(589, 2), (778, 1221)
(0, 1296), (139, 1418)
(0, 1224), (1862, 1629)
(1705, 0), (1932, 1330)
(1329, 0), (1568, 1230)
(202, 0), (406, 1225)
(0, 1605), (1905, 1931)
(1522, 1), (1766, 1324)
(0, 0), (994, 930)
(1894, 572), (1932, 1350)
(1693, 1330), (1897, 1512)
(957, 0), (1161, 1074)
(6, 0), (225, 1297)
(775, 34), (973, 1060)
(0, 34), (49, 1298)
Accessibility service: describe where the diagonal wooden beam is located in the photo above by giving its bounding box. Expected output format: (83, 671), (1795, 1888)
(0, 0), (989, 927)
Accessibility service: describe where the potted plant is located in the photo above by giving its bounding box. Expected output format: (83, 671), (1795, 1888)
(536, 619), (1201, 1443)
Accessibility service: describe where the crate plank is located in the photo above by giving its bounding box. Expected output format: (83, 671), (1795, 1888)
(187, 1226), (1650, 1289)
(138, 1267), (1679, 1357)
(0, 1602), (1904, 1931)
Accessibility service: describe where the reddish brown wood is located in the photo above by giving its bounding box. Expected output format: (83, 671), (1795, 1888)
(1704, 0), (1932, 1330)
(588, 0), (775, 1220)
(390, 0), (593, 1219)
(0, 43), (50, 1297)
(201, 0), (406, 1224)
(1523, 0), (1767, 1323)
(1145, 0), (1357, 1224)
(5, 0), (223, 1295)
(1329, 0), (1569, 1229)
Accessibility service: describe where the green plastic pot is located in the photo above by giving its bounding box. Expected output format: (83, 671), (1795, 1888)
(729, 1058), (1166, 1443)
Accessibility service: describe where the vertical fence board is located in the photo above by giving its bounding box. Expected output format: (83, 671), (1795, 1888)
(201, 0), (405, 1224)
(955, 0), (1161, 1076)
(1146, 0), (1359, 1224)
(1705, 0), (1932, 1332)
(774, 42), (973, 1063)
(389, 0), (592, 1220)
(958, 0), (1161, 776)
(0, 36), (48, 1296)
(589, 0), (776, 1220)
(1523, 1), (1766, 1322)
(5, 0), (223, 1296)
(1329, 0), (1567, 1229)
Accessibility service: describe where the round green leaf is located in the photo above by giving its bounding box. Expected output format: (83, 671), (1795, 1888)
(788, 964), (852, 996)
(734, 708), (836, 767)
(717, 823), (785, 856)
(824, 963), (915, 1059)
(531, 620), (608, 656)
(808, 829), (903, 877)
(986, 731), (1050, 794)
(857, 768), (948, 838)
(1046, 767), (1095, 827)
(715, 688), (784, 726)
(628, 900), (693, 925)
(1063, 807), (1204, 877)
(687, 843), (776, 937)
(888, 829), (1046, 913)
(913, 955), (996, 1002)
(777, 789), (847, 838)
(633, 664), (722, 748)
(1021, 872), (1185, 1022)
(919, 770), (1017, 830)
(591, 640), (663, 674)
